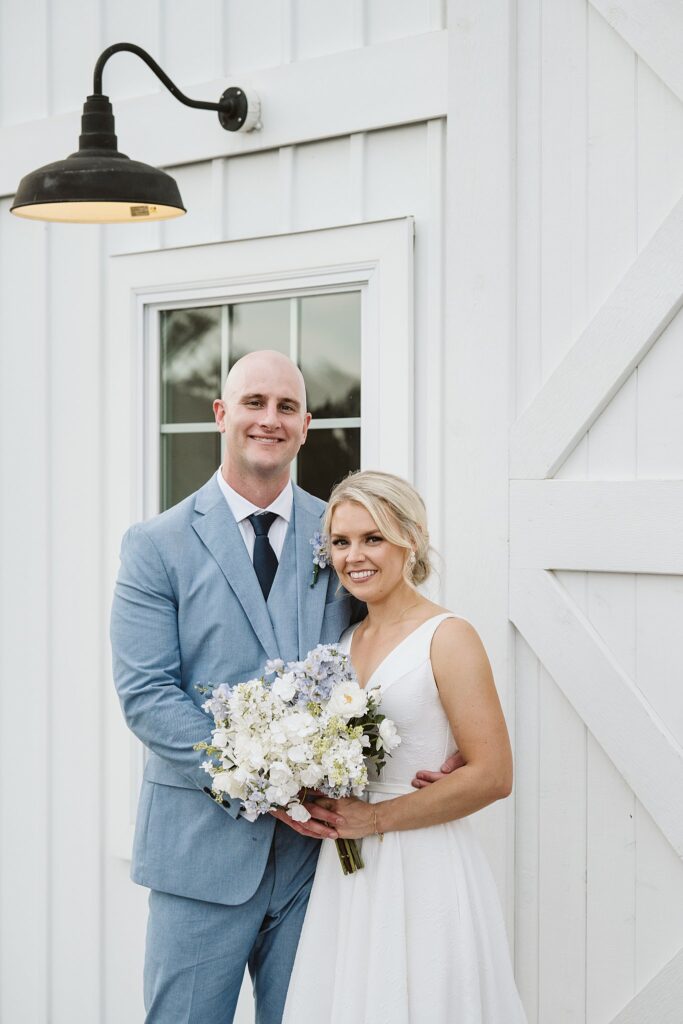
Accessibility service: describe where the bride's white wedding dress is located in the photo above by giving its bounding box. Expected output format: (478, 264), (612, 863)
(282, 613), (527, 1024)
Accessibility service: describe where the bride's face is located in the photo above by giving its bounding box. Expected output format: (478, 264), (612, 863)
(329, 500), (410, 602)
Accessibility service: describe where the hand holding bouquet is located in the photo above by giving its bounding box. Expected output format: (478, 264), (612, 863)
(195, 643), (401, 873)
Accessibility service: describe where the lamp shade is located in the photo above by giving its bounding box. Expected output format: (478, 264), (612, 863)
(10, 94), (186, 223)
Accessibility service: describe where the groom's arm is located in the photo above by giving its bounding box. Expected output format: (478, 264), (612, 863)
(110, 524), (240, 816)
(410, 751), (466, 789)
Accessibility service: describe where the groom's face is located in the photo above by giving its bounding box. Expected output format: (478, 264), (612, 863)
(216, 355), (311, 481)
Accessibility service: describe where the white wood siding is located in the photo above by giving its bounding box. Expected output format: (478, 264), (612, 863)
(0, 3), (447, 1021)
(511, 2), (683, 1022)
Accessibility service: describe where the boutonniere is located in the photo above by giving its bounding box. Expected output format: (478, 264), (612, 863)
(309, 531), (330, 587)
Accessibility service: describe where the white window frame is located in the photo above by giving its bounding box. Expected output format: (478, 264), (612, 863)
(104, 217), (414, 858)
(148, 287), (363, 515)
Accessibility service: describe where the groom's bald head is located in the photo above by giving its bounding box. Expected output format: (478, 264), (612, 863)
(222, 350), (308, 411)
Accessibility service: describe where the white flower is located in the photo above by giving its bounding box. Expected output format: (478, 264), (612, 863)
(272, 671), (297, 701)
(269, 761), (294, 786)
(378, 718), (401, 751)
(212, 728), (229, 749)
(283, 711), (318, 740)
(234, 736), (267, 771)
(288, 802), (312, 822)
(300, 763), (325, 787)
(266, 782), (299, 805)
(212, 770), (247, 799)
(287, 744), (309, 764)
(264, 658), (285, 675)
(328, 681), (368, 720)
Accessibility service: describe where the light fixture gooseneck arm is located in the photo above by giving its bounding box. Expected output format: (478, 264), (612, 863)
(92, 42), (255, 132)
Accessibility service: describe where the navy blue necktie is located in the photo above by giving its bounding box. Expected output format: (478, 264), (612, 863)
(248, 512), (279, 600)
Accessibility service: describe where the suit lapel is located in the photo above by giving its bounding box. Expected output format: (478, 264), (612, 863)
(192, 478), (279, 660)
(293, 487), (329, 659)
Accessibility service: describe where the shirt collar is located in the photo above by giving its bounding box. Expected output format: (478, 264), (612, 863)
(215, 468), (293, 524)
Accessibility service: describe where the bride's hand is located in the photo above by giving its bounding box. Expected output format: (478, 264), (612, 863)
(314, 795), (375, 840)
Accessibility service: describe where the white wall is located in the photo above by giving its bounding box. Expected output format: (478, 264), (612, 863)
(0, 2), (447, 1021)
(4, 2), (682, 1022)
(510, 3), (683, 1022)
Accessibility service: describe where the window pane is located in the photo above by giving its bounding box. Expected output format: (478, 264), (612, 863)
(297, 427), (360, 501)
(160, 307), (222, 423)
(161, 432), (221, 510)
(229, 300), (290, 366)
(300, 293), (360, 418)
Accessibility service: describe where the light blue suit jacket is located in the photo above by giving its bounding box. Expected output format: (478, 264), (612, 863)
(110, 476), (355, 906)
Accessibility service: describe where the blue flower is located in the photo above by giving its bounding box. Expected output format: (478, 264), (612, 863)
(309, 531), (330, 587)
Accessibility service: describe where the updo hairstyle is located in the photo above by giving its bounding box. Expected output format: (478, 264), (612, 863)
(323, 470), (433, 587)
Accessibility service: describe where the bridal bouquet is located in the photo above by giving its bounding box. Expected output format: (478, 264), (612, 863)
(195, 643), (401, 874)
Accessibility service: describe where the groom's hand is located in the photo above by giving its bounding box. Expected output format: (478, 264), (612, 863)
(411, 751), (466, 789)
(269, 798), (343, 840)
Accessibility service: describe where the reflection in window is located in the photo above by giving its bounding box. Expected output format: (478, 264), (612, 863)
(158, 293), (361, 509)
(298, 428), (361, 500)
(300, 293), (361, 418)
(161, 307), (221, 423)
(229, 300), (290, 366)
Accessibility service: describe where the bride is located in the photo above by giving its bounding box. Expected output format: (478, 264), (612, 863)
(283, 470), (527, 1024)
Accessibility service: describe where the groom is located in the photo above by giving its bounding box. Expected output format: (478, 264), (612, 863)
(111, 349), (460, 1023)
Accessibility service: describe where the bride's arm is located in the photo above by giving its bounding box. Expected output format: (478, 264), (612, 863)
(329, 618), (513, 838)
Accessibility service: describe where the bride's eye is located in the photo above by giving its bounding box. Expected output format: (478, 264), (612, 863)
(331, 538), (348, 547)
(366, 535), (383, 544)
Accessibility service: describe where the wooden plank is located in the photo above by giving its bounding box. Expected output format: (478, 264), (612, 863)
(293, 0), (357, 60)
(514, 631), (541, 1023)
(635, 802), (683, 994)
(590, 0), (683, 105)
(292, 136), (351, 230)
(48, 222), (103, 1020)
(637, 307), (683, 478)
(510, 196), (683, 480)
(0, 0), (48, 125)
(515, 0), (542, 419)
(637, 58), (683, 250)
(610, 947), (683, 1024)
(49, 0), (100, 115)
(160, 0), (222, 88)
(446, 0), (516, 915)
(0, 31), (447, 199)
(586, 737), (637, 1022)
(419, 118), (446, 566)
(510, 567), (683, 857)
(510, 480), (683, 574)
(539, 0), (588, 380)
(538, 668), (587, 1023)
(0, 205), (49, 1022)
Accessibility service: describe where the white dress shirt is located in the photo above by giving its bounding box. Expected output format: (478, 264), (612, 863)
(215, 469), (292, 561)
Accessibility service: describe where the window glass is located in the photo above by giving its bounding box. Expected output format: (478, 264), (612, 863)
(160, 307), (221, 423)
(161, 432), (222, 510)
(157, 293), (361, 512)
(300, 293), (361, 418)
(229, 300), (290, 366)
(297, 427), (361, 501)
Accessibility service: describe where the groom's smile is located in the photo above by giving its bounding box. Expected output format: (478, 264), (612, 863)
(213, 350), (312, 492)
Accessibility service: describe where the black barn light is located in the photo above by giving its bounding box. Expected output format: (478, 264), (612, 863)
(11, 42), (260, 224)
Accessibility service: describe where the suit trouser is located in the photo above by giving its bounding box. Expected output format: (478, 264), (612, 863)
(143, 825), (320, 1024)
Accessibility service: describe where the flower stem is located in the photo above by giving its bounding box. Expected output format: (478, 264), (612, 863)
(335, 837), (364, 874)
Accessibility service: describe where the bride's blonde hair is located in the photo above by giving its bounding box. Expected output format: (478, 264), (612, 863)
(323, 470), (433, 587)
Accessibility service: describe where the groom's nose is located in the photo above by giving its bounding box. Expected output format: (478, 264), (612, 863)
(259, 402), (280, 428)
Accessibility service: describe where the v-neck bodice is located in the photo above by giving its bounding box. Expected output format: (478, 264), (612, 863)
(339, 612), (461, 787)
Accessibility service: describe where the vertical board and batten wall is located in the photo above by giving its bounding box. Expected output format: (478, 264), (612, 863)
(0, 2), (448, 1022)
(2, 1), (683, 1023)
(509, 2), (683, 1022)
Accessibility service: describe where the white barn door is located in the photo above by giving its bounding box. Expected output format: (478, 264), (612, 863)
(509, 4), (683, 1022)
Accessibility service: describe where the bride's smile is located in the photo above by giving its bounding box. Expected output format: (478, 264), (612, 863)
(329, 501), (411, 602)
